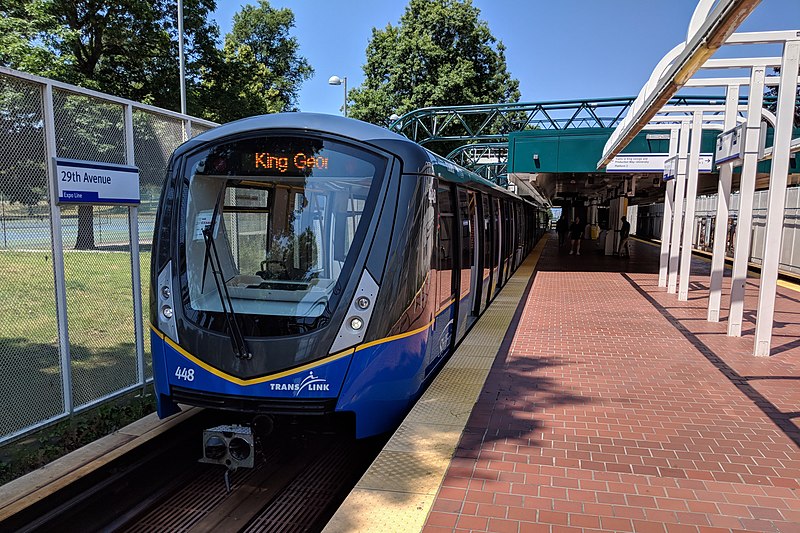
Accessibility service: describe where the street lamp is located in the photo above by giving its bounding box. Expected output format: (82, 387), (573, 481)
(328, 75), (347, 117)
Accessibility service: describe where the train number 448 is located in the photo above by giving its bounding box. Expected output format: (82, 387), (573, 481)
(175, 367), (195, 381)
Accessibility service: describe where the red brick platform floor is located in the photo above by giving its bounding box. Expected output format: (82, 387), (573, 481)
(423, 235), (800, 533)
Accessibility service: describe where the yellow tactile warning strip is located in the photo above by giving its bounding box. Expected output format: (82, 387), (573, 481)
(322, 236), (548, 533)
(0, 407), (200, 522)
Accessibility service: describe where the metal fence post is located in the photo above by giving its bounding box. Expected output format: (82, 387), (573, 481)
(707, 84), (739, 321)
(728, 66), (766, 337)
(658, 127), (679, 288)
(668, 120), (690, 294)
(753, 39), (800, 356)
(43, 82), (73, 414)
(124, 104), (146, 387)
(678, 111), (703, 301)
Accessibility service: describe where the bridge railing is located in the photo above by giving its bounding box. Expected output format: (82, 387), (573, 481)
(388, 96), (743, 145)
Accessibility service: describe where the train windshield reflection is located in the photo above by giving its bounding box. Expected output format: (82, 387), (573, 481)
(181, 137), (379, 320)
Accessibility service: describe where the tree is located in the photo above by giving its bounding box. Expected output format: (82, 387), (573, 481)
(1, 0), (312, 248)
(1, 0), (222, 248)
(348, 0), (520, 134)
(198, 1), (313, 123)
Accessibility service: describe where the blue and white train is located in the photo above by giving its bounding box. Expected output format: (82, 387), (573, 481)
(149, 113), (545, 444)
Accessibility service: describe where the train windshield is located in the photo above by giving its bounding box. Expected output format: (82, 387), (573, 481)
(180, 135), (385, 334)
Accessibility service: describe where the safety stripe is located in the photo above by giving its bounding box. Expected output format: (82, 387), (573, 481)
(150, 324), (354, 386)
(150, 296), (461, 385)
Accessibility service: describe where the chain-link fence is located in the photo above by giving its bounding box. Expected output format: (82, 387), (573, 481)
(0, 67), (217, 444)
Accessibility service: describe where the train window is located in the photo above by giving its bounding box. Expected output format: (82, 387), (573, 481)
(457, 188), (474, 302)
(180, 135), (386, 327)
(437, 184), (456, 310)
(480, 194), (492, 309)
(493, 197), (502, 288)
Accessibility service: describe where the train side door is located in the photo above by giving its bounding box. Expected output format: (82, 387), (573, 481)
(427, 183), (457, 375)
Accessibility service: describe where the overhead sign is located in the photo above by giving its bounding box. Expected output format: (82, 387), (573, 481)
(54, 158), (140, 205)
(606, 153), (713, 173)
(663, 155), (677, 181)
(715, 124), (745, 166)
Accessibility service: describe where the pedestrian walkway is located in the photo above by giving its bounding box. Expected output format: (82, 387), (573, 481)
(423, 235), (800, 533)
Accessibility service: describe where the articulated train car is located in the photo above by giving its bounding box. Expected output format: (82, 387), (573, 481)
(149, 113), (545, 453)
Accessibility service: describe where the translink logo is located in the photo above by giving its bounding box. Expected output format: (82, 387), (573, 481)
(269, 371), (330, 396)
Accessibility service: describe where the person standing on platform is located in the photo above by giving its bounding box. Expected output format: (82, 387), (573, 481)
(569, 216), (585, 255)
(556, 214), (569, 247)
(618, 216), (631, 257)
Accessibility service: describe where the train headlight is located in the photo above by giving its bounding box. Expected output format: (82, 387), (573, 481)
(350, 317), (364, 331)
(156, 262), (179, 343)
(356, 296), (371, 310)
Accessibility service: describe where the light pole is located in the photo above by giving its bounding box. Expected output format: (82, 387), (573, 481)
(177, 0), (186, 114)
(328, 75), (347, 117)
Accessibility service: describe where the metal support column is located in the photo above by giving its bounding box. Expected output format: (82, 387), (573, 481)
(753, 40), (800, 356)
(728, 66), (766, 337)
(124, 104), (146, 387)
(668, 121), (690, 294)
(658, 128), (679, 287)
(678, 111), (703, 301)
(44, 83), (73, 414)
(707, 85), (740, 320)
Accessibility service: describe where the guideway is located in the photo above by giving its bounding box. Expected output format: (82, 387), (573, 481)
(415, 236), (800, 532)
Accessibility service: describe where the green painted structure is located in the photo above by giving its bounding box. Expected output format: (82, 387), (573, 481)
(508, 128), (718, 174)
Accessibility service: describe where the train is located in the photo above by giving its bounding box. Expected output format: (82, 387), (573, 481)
(149, 113), (546, 463)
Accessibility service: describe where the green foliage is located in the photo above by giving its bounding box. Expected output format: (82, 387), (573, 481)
(199, 1), (313, 123)
(349, 0), (520, 127)
(0, 0), (311, 121)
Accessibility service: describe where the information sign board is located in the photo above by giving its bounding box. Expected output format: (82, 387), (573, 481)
(54, 158), (140, 205)
(606, 153), (713, 173)
(715, 124), (745, 166)
(663, 155), (677, 181)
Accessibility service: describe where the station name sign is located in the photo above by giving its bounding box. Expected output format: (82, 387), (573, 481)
(606, 153), (713, 174)
(54, 158), (140, 206)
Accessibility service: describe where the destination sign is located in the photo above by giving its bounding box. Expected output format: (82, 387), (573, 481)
(253, 152), (329, 173)
(54, 158), (140, 205)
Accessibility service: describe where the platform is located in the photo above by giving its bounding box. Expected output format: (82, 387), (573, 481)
(329, 234), (800, 532)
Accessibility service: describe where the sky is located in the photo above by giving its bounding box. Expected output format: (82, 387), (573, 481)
(211, 0), (799, 116)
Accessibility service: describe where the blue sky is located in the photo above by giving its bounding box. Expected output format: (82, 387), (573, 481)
(212, 0), (799, 116)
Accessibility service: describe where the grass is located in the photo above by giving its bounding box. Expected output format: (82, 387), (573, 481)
(0, 249), (154, 440)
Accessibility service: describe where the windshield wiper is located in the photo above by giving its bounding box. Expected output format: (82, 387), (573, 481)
(201, 189), (252, 360)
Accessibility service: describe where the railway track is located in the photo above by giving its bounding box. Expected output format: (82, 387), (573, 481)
(2, 412), (385, 533)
